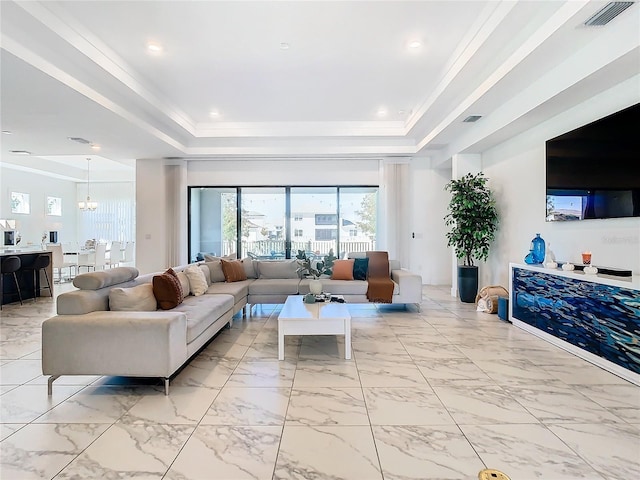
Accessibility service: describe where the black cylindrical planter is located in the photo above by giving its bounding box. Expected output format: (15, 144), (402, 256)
(458, 265), (478, 303)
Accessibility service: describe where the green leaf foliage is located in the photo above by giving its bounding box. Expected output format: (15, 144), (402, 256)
(295, 249), (337, 279)
(444, 172), (499, 267)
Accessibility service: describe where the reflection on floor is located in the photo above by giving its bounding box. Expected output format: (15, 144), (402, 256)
(1, 285), (638, 479)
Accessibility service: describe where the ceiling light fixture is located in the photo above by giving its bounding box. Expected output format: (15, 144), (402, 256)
(377, 108), (388, 117)
(408, 40), (422, 49)
(78, 158), (98, 211)
(209, 110), (220, 117)
(147, 42), (163, 53)
(9, 150), (31, 155)
(91, 144), (101, 151)
(280, 42), (290, 50)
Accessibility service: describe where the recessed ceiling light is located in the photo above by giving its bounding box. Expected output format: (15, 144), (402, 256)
(2, 130), (12, 135)
(9, 150), (31, 155)
(280, 42), (290, 50)
(377, 108), (388, 117)
(209, 110), (220, 117)
(91, 144), (101, 151)
(407, 40), (422, 49)
(147, 42), (163, 53)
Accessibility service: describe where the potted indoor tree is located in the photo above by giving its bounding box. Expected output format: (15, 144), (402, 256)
(444, 172), (499, 303)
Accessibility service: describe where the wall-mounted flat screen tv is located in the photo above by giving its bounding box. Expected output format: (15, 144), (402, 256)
(546, 103), (640, 222)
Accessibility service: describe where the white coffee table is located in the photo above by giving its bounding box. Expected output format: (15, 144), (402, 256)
(278, 295), (351, 360)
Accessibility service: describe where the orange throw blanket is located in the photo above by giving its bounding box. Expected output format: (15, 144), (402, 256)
(366, 251), (394, 303)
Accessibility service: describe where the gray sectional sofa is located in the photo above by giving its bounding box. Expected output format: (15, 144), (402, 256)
(42, 257), (421, 395)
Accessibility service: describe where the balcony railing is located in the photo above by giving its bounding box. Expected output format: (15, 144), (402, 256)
(220, 240), (376, 259)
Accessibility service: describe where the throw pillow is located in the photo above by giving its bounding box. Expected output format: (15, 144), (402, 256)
(199, 264), (212, 286)
(353, 257), (369, 281)
(331, 259), (355, 280)
(184, 264), (208, 296)
(109, 283), (157, 311)
(152, 273), (183, 310)
(176, 271), (190, 298)
(221, 259), (248, 282)
(205, 260), (226, 283)
(241, 258), (257, 279)
(164, 268), (184, 302)
(257, 260), (298, 279)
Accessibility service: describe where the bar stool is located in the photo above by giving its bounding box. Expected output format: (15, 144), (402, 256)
(22, 254), (52, 301)
(1, 255), (23, 309)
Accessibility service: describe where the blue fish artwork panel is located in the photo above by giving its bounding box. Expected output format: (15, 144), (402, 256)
(512, 267), (640, 374)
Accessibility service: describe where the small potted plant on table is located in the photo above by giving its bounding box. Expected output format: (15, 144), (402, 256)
(296, 249), (336, 297)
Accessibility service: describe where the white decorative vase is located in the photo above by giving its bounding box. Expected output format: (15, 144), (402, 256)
(309, 279), (323, 295)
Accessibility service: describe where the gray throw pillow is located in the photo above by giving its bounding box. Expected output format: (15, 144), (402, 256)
(257, 260), (299, 279)
(205, 261), (226, 283)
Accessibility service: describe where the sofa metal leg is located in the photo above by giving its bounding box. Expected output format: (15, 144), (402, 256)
(164, 378), (170, 395)
(47, 375), (60, 396)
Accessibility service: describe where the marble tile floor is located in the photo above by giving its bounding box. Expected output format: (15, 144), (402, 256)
(1, 285), (639, 479)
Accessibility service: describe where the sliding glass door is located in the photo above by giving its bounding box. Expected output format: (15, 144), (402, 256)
(189, 188), (237, 262)
(240, 187), (287, 259)
(339, 187), (378, 255)
(290, 187), (338, 258)
(189, 186), (377, 262)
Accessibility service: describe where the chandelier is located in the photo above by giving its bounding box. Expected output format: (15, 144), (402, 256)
(78, 157), (98, 211)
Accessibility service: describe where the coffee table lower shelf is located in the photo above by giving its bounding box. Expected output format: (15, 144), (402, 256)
(277, 295), (351, 360)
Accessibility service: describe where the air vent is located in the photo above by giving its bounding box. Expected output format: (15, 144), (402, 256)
(463, 115), (483, 123)
(584, 2), (634, 26)
(68, 136), (91, 144)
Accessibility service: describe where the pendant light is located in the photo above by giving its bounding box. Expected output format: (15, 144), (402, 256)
(78, 157), (98, 211)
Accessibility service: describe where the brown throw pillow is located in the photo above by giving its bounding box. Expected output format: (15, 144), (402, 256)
(221, 259), (247, 283)
(331, 259), (355, 280)
(165, 268), (184, 301)
(152, 269), (183, 310)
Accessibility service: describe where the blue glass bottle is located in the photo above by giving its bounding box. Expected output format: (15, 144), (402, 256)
(524, 249), (536, 264)
(531, 233), (545, 264)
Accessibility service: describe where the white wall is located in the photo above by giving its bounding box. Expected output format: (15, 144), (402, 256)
(187, 159), (380, 186)
(136, 159), (171, 274)
(481, 81), (640, 288)
(409, 159), (451, 285)
(0, 166), (78, 246)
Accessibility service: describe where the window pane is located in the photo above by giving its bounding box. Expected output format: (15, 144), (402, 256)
(241, 187), (286, 259)
(189, 188), (237, 262)
(290, 187), (337, 258)
(339, 187), (377, 255)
